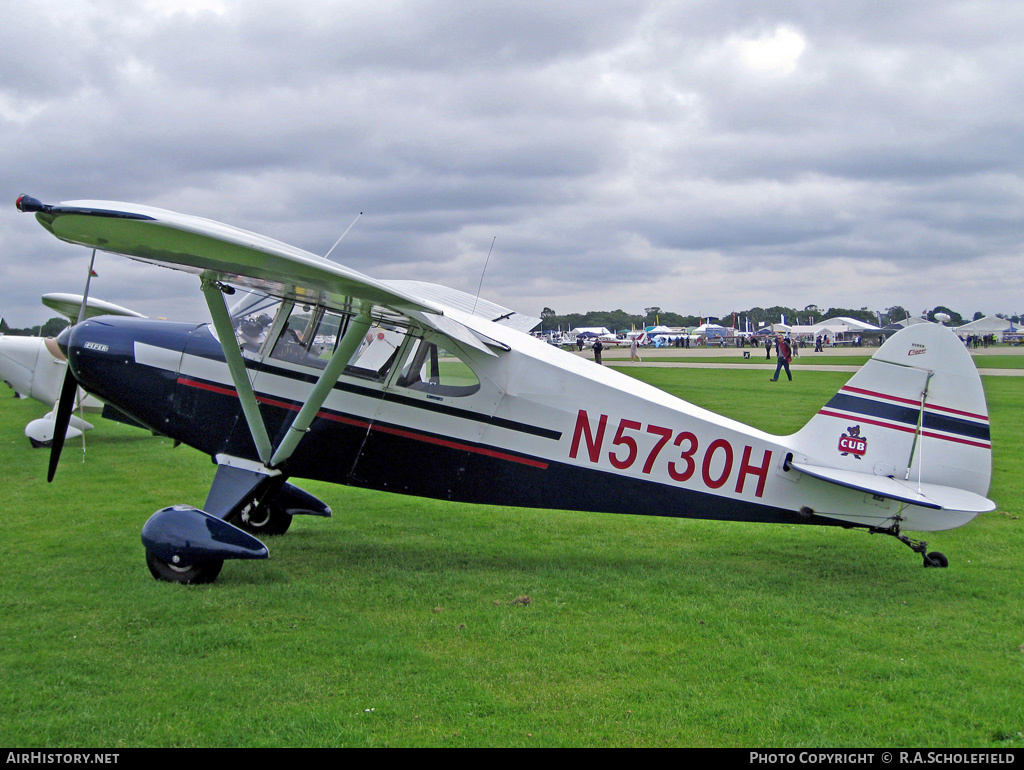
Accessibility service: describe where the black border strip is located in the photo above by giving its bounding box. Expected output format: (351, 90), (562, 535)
(825, 393), (990, 442)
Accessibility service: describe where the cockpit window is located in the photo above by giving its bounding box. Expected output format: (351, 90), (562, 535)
(344, 324), (407, 381)
(228, 291), (280, 354)
(269, 306), (339, 369)
(228, 294), (477, 395)
(395, 337), (480, 397)
(266, 304), (409, 383)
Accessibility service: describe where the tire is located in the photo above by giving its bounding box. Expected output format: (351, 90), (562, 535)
(924, 551), (949, 568)
(233, 501), (292, 536)
(145, 550), (224, 584)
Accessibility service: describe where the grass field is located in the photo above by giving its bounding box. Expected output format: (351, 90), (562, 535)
(606, 354), (1024, 369)
(1, 367), (1021, 748)
(618, 354), (874, 366)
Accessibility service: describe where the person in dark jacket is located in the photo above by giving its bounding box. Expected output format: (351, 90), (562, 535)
(770, 334), (792, 381)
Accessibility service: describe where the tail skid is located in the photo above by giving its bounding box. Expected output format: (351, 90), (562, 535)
(788, 323), (994, 532)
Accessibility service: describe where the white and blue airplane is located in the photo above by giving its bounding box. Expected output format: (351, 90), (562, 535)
(0, 293), (144, 446)
(16, 194), (995, 583)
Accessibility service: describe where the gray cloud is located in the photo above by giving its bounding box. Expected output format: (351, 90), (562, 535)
(2, 0), (1022, 327)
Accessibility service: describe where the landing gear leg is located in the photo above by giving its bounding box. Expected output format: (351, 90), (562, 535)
(871, 525), (948, 568)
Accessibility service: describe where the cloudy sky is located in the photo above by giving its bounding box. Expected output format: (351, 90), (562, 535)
(2, 0), (1022, 327)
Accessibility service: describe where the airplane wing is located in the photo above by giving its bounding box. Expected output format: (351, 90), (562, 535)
(24, 197), (537, 350)
(382, 280), (540, 335)
(41, 293), (146, 322)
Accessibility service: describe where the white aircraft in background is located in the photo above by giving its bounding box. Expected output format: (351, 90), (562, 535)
(0, 293), (144, 446)
(17, 194), (995, 583)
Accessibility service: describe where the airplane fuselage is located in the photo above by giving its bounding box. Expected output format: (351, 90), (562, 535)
(63, 314), (944, 534)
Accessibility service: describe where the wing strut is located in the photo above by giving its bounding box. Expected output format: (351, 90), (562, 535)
(202, 274), (373, 471)
(202, 277), (274, 465)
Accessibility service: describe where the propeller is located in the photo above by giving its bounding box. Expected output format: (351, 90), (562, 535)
(47, 364), (80, 482)
(46, 247), (98, 482)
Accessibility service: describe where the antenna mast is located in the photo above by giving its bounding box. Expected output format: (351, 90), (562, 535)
(324, 212), (363, 261)
(472, 236), (497, 315)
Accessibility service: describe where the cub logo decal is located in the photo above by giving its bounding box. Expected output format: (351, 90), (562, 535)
(838, 425), (867, 458)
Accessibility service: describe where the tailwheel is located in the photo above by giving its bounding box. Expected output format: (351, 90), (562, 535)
(923, 551), (948, 568)
(870, 525), (950, 569)
(145, 550), (224, 584)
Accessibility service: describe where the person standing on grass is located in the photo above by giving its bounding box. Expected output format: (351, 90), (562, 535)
(770, 334), (793, 382)
(593, 338), (604, 365)
(630, 336), (641, 362)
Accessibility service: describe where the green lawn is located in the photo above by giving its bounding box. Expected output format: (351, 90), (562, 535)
(613, 354), (873, 366)
(973, 356), (1024, 369)
(612, 353), (1024, 369)
(0, 367), (1021, 748)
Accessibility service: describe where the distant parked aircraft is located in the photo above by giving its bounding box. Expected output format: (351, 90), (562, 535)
(0, 293), (143, 446)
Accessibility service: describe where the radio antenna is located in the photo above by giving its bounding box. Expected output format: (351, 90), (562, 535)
(324, 212), (363, 261)
(472, 236), (496, 315)
(77, 249), (98, 324)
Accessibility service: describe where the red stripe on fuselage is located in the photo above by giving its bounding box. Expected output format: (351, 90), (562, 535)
(176, 376), (549, 470)
(177, 376), (236, 397)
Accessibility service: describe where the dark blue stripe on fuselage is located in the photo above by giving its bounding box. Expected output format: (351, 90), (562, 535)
(825, 393), (990, 442)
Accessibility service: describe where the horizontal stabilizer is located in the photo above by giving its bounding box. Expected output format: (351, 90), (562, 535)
(790, 460), (996, 513)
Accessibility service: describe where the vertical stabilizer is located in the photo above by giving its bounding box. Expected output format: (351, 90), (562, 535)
(792, 324), (991, 502)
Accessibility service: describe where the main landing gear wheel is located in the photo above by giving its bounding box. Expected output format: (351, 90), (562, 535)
(233, 501), (292, 536)
(145, 550), (224, 584)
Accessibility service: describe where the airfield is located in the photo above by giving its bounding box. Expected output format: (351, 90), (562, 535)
(1, 351), (1021, 748)
(587, 341), (1024, 376)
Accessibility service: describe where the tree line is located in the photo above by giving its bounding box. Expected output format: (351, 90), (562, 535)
(0, 317), (71, 338)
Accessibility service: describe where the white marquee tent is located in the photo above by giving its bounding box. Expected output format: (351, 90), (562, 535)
(954, 316), (1015, 337)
